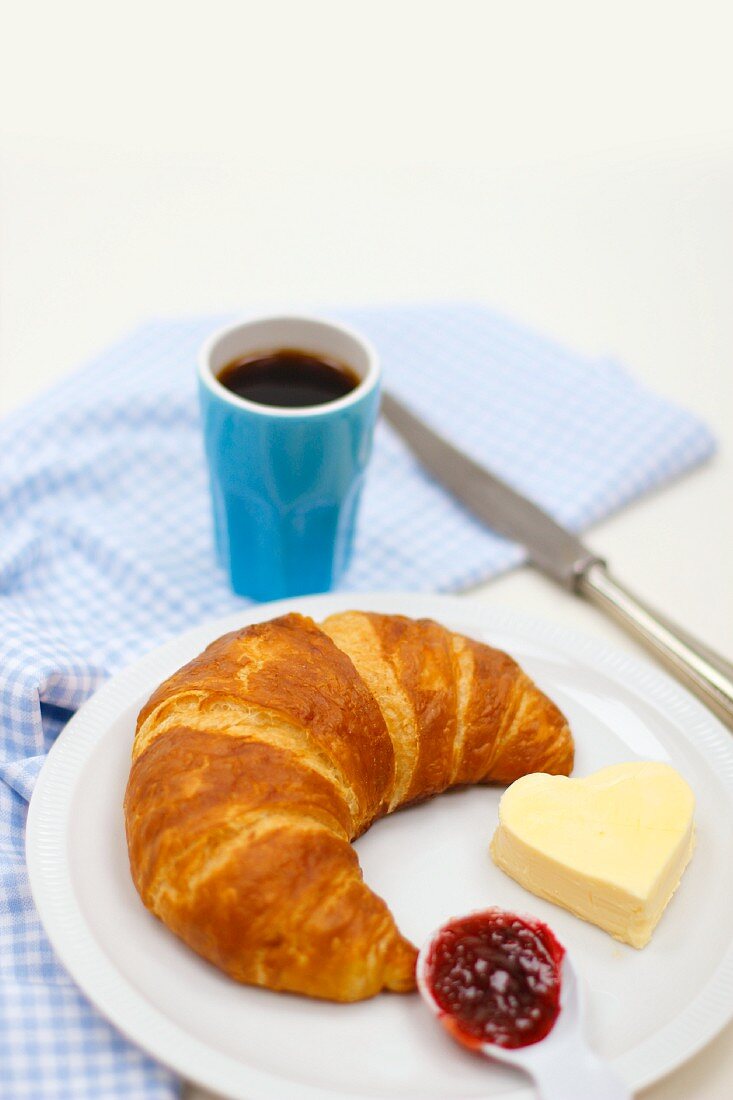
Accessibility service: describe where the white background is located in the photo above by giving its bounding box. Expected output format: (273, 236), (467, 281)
(1, 2), (732, 1097)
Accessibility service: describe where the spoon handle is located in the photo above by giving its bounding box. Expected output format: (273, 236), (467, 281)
(524, 1040), (630, 1100)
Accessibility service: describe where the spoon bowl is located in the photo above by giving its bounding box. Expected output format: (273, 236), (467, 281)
(416, 918), (630, 1100)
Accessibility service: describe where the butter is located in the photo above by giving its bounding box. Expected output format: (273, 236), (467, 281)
(490, 762), (695, 948)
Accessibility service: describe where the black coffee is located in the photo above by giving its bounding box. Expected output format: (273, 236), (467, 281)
(217, 348), (360, 408)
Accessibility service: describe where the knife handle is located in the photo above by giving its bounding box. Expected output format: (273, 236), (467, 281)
(578, 563), (733, 729)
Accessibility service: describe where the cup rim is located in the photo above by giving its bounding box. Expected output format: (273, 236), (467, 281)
(197, 313), (381, 418)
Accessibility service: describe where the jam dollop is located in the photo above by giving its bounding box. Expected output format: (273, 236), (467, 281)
(424, 909), (565, 1049)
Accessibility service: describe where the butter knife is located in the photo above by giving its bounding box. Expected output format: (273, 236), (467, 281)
(382, 390), (733, 728)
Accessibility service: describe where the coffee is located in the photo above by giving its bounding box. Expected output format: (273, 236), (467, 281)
(217, 348), (360, 408)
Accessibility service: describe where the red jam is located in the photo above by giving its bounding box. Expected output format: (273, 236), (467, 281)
(424, 909), (565, 1050)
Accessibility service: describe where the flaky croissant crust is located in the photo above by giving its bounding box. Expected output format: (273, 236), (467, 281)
(124, 611), (573, 1001)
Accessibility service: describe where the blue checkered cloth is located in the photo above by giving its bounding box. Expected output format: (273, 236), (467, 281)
(0, 303), (714, 1098)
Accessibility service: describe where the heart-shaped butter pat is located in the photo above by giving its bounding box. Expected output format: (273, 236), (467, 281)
(490, 762), (695, 948)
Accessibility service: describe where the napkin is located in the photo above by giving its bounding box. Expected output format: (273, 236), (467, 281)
(0, 302), (714, 1097)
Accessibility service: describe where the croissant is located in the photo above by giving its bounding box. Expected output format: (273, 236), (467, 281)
(124, 611), (573, 1002)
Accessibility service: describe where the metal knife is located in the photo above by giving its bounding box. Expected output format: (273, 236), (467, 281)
(382, 390), (733, 728)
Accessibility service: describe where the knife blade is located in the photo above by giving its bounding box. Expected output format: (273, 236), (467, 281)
(381, 390), (602, 588)
(381, 389), (733, 727)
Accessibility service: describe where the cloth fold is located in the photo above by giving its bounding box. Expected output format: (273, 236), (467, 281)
(0, 302), (714, 1097)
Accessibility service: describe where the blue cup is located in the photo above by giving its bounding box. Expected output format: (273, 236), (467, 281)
(198, 314), (381, 601)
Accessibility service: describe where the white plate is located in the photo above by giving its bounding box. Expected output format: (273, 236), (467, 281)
(27, 593), (733, 1100)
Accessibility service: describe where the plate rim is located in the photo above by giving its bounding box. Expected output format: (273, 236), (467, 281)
(26, 591), (733, 1100)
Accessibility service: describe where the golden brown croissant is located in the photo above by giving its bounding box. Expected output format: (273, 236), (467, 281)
(124, 611), (573, 1002)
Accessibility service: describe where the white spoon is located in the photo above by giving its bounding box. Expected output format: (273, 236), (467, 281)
(416, 920), (630, 1100)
